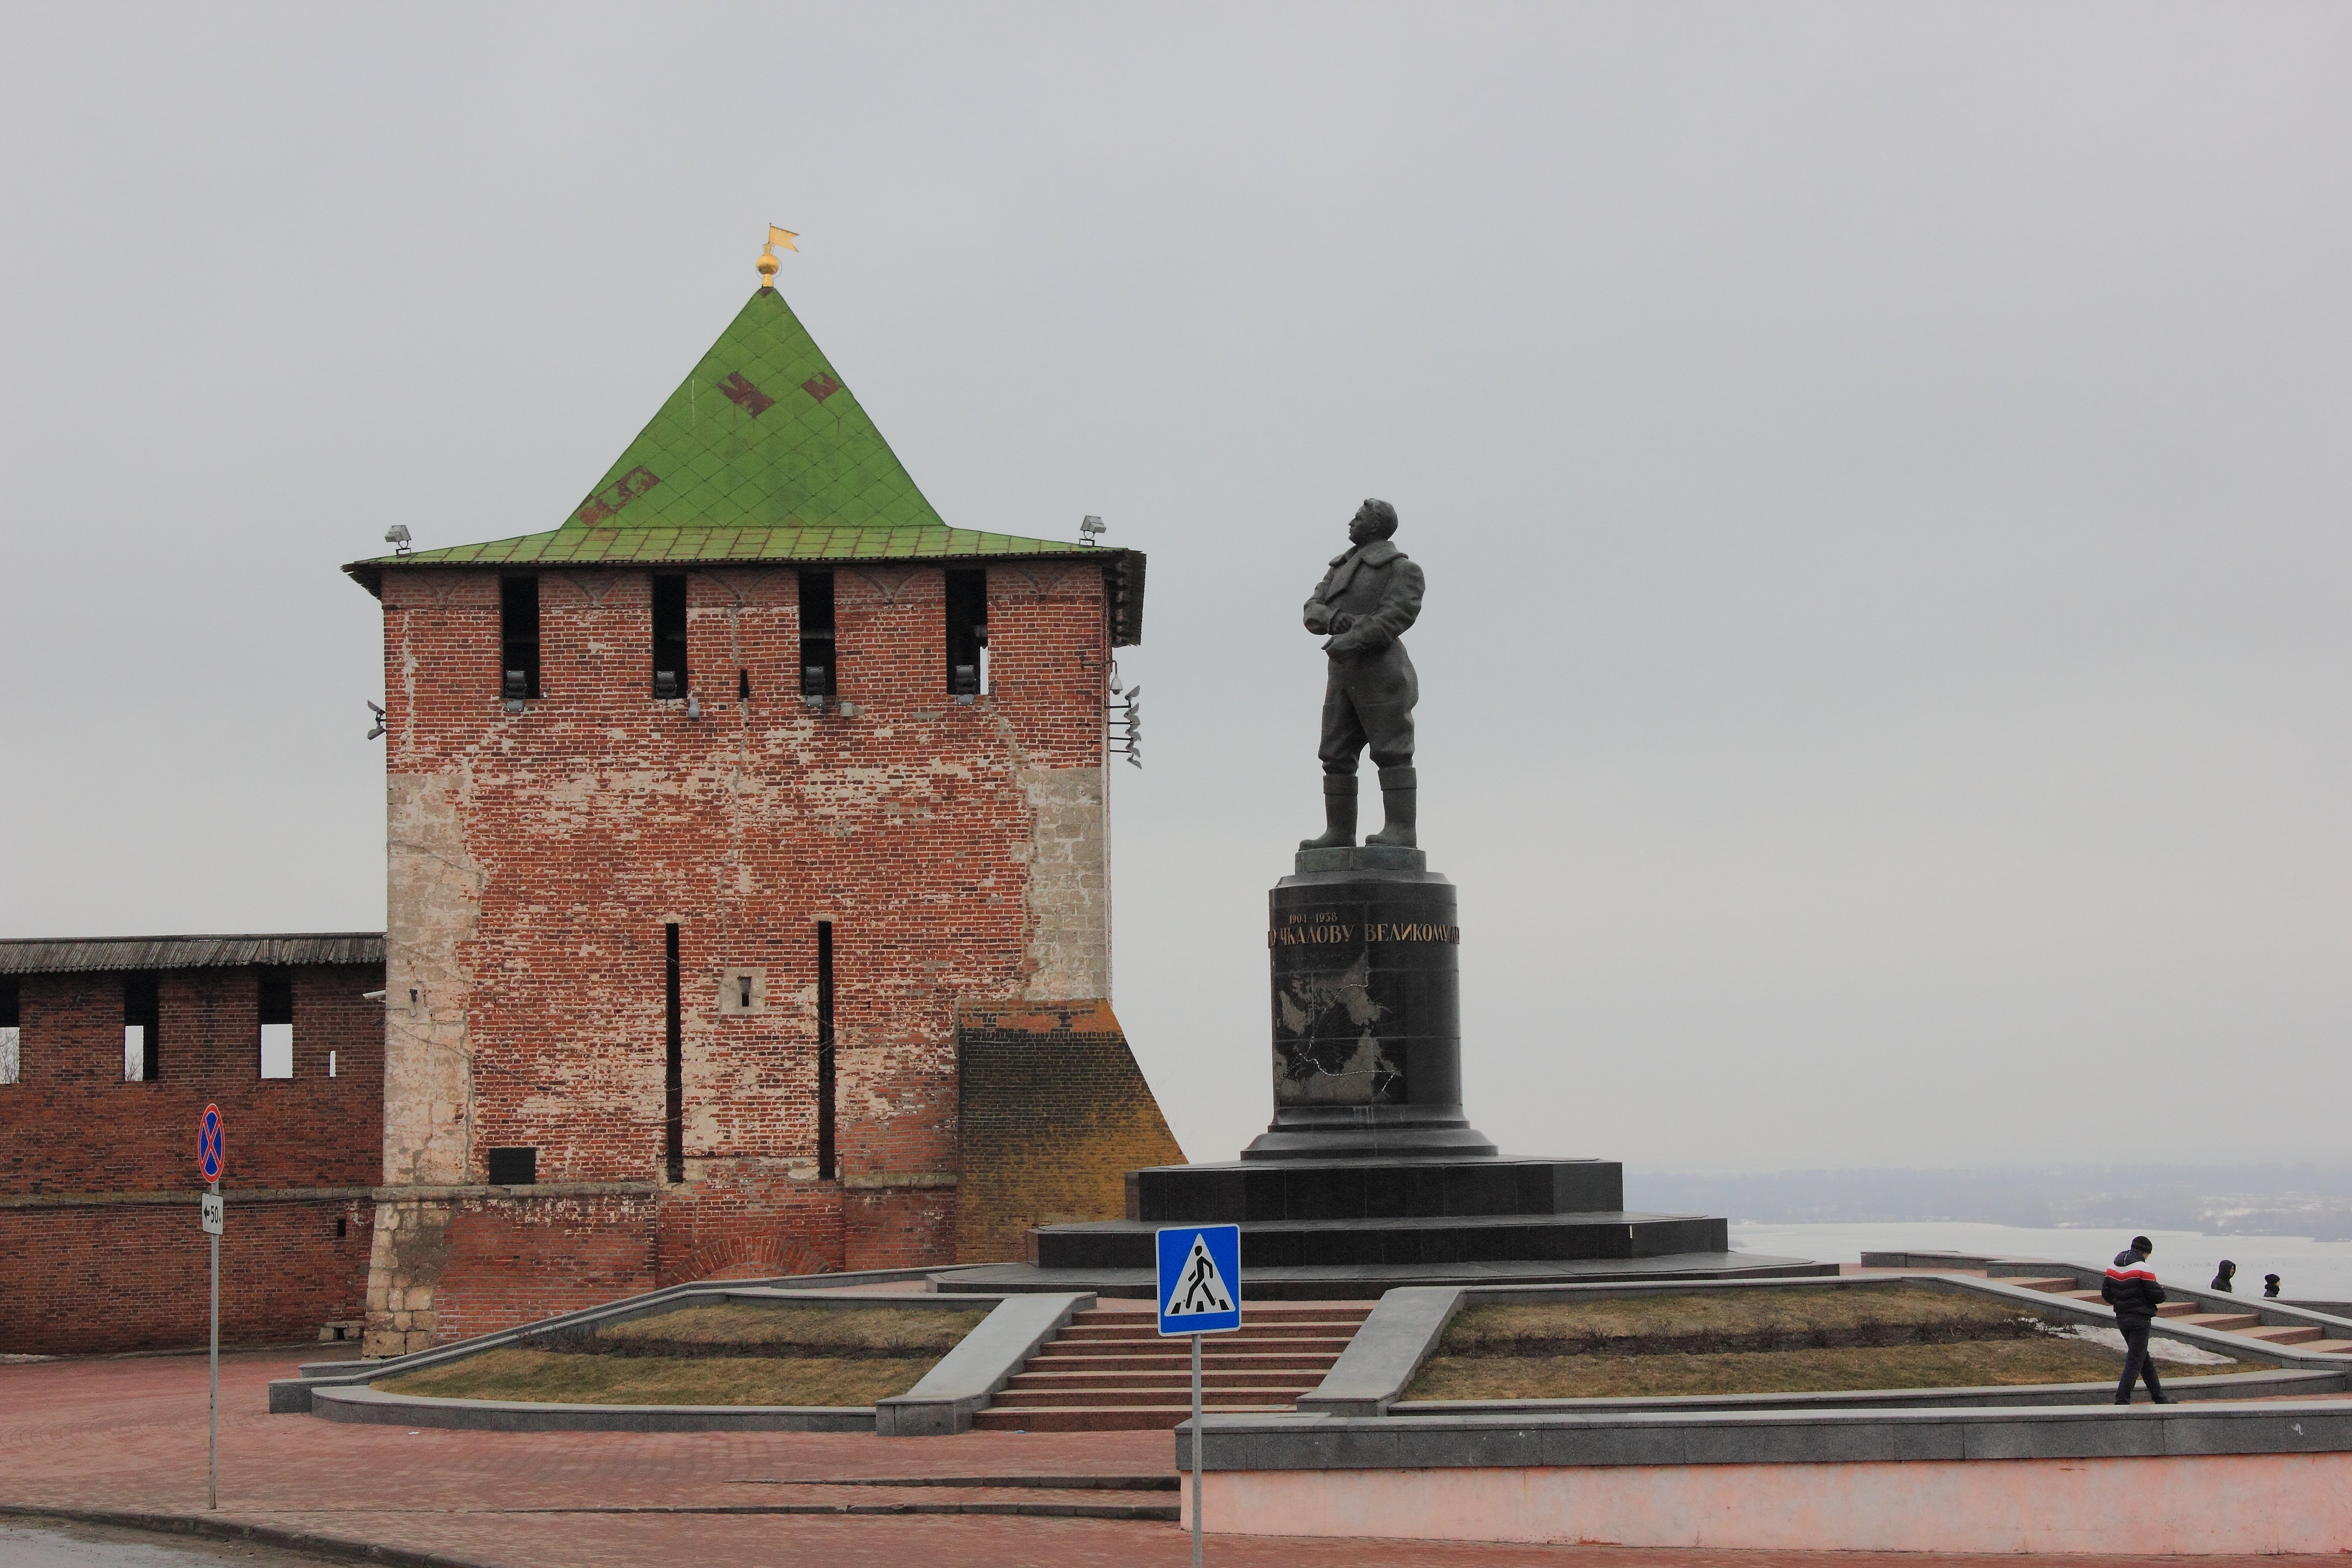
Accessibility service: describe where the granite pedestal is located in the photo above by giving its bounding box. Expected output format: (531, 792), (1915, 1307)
(937, 847), (1785, 1298)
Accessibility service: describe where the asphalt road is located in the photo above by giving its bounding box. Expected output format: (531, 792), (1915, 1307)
(0, 1521), (336, 1567)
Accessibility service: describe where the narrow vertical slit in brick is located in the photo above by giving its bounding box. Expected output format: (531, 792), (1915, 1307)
(737, 666), (751, 701)
(816, 920), (836, 1181)
(665, 923), (684, 1183)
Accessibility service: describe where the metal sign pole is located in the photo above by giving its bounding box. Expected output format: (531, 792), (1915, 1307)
(1191, 1330), (1203, 1568)
(208, 1176), (219, 1512)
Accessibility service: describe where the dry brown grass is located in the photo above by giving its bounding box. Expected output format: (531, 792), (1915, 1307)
(1402, 1284), (2265, 1401)
(1406, 1338), (2255, 1401)
(1442, 1285), (2038, 1354)
(370, 1300), (990, 1406)
(375, 1348), (937, 1406)
(585, 1302), (985, 1357)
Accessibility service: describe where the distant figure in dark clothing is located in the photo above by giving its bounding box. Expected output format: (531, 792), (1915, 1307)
(2102, 1235), (2173, 1405)
(2211, 1260), (2237, 1293)
(2264, 1274), (2283, 1299)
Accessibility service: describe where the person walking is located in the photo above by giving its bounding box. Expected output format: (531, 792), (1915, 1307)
(2264, 1274), (2283, 1299)
(2211, 1259), (2237, 1293)
(2103, 1235), (2173, 1405)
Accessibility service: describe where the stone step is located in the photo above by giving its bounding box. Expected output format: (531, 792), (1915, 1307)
(1008, 1369), (1319, 1391)
(992, 1385), (1319, 1409)
(1076, 1301), (1371, 1317)
(1036, 1335), (1353, 1353)
(2060, 1298), (2201, 1316)
(972, 1403), (1295, 1433)
(1127, 1157), (1628, 1225)
(1034, 1335), (1358, 1355)
(2174, 1312), (2263, 1333)
(2000, 1277), (2079, 1294)
(1025, 1350), (1340, 1373)
(1055, 1319), (1365, 1342)
(2239, 1324), (2323, 1345)
(1037, 1211), (1726, 1272)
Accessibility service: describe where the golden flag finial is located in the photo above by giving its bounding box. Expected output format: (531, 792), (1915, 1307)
(758, 225), (799, 288)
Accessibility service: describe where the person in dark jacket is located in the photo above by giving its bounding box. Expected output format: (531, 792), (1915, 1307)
(2102, 1235), (2173, 1404)
(2211, 1259), (2237, 1293)
(2264, 1274), (2283, 1299)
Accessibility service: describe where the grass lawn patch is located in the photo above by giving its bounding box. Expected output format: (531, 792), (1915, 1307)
(1402, 1285), (2269, 1401)
(585, 1301), (985, 1357)
(372, 1299), (992, 1406)
(376, 1348), (938, 1406)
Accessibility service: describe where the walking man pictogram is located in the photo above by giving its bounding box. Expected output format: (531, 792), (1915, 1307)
(1178, 1240), (1230, 1314)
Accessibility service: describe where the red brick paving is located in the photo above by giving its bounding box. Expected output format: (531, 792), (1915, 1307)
(3, 1348), (2345, 1567)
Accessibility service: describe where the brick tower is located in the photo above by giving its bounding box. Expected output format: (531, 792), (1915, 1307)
(346, 261), (1179, 1354)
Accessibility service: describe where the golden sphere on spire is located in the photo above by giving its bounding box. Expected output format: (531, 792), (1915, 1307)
(756, 250), (779, 288)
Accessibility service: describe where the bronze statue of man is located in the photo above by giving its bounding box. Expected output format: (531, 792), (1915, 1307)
(1301, 498), (1423, 850)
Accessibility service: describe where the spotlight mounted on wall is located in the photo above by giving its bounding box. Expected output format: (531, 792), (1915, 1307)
(1079, 514), (1106, 546)
(365, 701), (386, 740)
(384, 524), (413, 556)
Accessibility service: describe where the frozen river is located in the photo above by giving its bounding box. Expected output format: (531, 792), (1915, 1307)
(1732, 1219), (2352, 1304)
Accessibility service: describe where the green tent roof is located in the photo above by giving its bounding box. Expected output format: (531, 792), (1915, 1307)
(347, 285), (1142, 642)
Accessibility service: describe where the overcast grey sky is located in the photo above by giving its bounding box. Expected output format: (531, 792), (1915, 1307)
(3, 4), (2346, 1174)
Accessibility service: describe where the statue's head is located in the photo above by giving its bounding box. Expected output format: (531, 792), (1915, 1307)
(1350, 498), (1399, 544)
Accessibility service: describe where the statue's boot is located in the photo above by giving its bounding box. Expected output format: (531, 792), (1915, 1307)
(1298, 775), (1357, 851)
(1365, 766), (1417, 848)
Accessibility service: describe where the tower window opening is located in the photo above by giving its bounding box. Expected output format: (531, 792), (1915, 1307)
(123, 974), (159, 1082)
(799, 571), (836, 699)
(945, 568), (987, 698)
(500, 576), (541, 700)
(258, 969), (294, 1080)
(652, 573), (689, 699)
(0, 979), (18, 1086)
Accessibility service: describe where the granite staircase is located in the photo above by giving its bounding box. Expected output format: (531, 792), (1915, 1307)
(2004, 1276), (2352, 1355)
(972, 1302), (1371, 1432)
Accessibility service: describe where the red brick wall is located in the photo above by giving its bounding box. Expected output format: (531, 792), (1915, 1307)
(0, 1197), (373, 1355)
(0, 966), (383, 1194)
(0, 964), (384, 1353)
(654, 1162), (845, 1281)
(954, 1000), (1187, 1264)
(427, 1194), (661, 1343)
(375, 560), (1117, 1330)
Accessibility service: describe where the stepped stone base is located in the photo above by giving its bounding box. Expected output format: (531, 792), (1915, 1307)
(938, 1251), (1832, 1300)
(973, 1151), (1812, 1298)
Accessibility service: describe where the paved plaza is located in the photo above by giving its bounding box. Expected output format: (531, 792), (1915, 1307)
(0, 1346), (2345, 1567)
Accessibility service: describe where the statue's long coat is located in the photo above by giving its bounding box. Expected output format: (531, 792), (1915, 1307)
(1303, 538), (1422, 771)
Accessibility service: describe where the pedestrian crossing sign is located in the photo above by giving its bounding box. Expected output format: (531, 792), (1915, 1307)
(1156, 1224), (1243, 1336)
